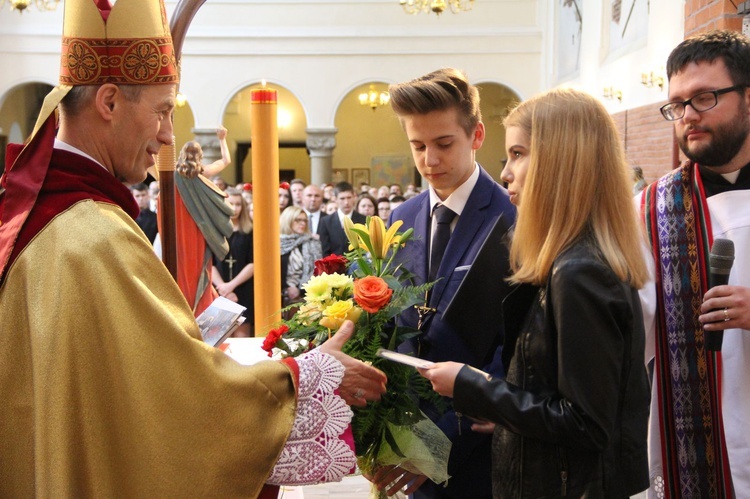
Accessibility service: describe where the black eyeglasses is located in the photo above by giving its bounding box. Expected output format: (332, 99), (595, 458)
(660, 85), (744, 121)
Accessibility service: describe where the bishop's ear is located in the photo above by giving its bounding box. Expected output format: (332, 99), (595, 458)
(95, 84), (119, 121)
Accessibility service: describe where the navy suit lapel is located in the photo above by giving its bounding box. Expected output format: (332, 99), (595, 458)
(430, 171), (493, 306)
(410, 197), (431, 286)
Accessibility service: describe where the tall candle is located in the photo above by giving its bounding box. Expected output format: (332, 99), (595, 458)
(251, 85), (281, 335)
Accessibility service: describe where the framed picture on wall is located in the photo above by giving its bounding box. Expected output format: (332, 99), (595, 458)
(332, 169), (349, 183)
(351, 168), (370, 188)
(371, 155), (412, 189)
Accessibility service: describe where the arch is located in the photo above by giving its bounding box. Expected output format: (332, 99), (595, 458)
(333, 79), (409, 190)
(0, 81), (54, 148)
(330, 78), (396, 125)
(222, 81), (309, 184)
(474, 81), (523, 181)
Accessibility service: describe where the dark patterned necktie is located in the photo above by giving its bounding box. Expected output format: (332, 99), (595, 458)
(429, 204), (456, 281)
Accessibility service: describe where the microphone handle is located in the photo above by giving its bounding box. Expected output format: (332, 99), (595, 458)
(705, 271), (730, 351)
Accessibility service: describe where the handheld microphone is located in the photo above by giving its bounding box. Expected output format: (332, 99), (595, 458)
(705, 238), (735, 351)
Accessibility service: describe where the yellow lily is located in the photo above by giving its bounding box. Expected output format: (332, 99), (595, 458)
(365, 216), (403, 260)
(343, 216), (367, 251)
(382, 219), (404, 256)
(369, 216), (385, 259)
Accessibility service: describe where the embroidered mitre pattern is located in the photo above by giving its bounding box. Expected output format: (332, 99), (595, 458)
(58, 0), (178, 85)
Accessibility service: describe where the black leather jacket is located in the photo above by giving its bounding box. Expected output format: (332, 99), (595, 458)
(453, 237), (650, 498)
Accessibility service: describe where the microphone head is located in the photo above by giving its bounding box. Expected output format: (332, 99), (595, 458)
(710, 238), (735, 275)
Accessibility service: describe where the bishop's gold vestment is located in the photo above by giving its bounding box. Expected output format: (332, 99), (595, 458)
(0, 198), (297, 498)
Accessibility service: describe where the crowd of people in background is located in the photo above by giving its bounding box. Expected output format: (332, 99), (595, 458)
(133, 169), (423, 338)
(118, 30), (750, 497)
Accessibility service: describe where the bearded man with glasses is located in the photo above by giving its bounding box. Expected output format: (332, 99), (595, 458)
(639, 30), (750, 497)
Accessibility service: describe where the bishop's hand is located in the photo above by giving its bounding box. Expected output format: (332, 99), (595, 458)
(319, 320), (388, 407)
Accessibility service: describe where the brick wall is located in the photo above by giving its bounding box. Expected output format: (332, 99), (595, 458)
(685, 0), (742, 37)
(611, 0), (743, 183)
(612, 102), (679, 184)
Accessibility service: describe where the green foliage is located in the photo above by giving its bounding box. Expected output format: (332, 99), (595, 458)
(266, 217), (447, 476)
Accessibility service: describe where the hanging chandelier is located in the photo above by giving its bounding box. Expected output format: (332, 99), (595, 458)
(400, 0), (474, 15)
(0, 0), (59, 12)
(359, 85), (390, 111)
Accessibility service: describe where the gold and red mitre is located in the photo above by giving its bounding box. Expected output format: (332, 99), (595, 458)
(60, 0), (179, 85)
(0, 0), (179, 282)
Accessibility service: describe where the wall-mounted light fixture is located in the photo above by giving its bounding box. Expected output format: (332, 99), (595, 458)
(0, 0), (59, 12)
(603, 86), (623, 102)
(399, 0), (474, 15)
(641, 71), (665, 90)
(359, 85), (390, 111)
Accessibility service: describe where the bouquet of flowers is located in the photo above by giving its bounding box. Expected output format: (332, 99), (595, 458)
(262, 215), (451, 494)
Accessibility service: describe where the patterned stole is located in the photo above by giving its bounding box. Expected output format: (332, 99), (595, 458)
(642, 161), (733, 498)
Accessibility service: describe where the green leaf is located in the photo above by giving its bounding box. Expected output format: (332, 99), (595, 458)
(383, 426), (406, 458)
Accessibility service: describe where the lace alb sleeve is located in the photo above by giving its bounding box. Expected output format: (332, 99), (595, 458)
(266, 349), (356, 485)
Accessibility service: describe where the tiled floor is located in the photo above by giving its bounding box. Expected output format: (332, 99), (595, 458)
(280, 475), (648, 498)
(277, 474), (373, 498)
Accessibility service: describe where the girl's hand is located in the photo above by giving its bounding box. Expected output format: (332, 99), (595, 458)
(418, 361), (465, 398)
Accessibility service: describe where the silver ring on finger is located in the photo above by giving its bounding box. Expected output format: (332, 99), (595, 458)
(353, 388), (365, 399)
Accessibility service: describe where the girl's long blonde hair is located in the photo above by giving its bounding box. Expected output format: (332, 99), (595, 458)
(504, 88), (648, 288)
(225, 187), (252, 234)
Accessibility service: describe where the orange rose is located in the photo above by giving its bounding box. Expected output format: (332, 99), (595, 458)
(353, 276), (393, 313)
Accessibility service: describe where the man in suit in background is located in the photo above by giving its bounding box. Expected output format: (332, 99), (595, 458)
(302, 183), (326, 235)
(130, 183), (158, 244)
(290, 178), (306, 208)
(319, 181), (366, 256)
(378, 68), (516, 499)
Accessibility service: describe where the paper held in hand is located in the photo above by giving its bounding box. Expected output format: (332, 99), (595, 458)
(376, 348), (435, 369)
(197, 296), (246, 347)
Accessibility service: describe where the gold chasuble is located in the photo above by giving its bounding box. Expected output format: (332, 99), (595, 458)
(0, 0), (301, 496)
(0, 197), (296, 498)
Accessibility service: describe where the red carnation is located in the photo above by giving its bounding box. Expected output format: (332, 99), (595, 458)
(261, 324), (289, 356)
(279, 181), (290, 190)
(314, 254), (349, 276)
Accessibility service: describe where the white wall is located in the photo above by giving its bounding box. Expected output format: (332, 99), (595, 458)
(0, 0), (546, 128)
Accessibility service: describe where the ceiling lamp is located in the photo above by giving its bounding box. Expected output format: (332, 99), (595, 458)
(1, 0), (59, 12)
(359, 85), (390, 111)
(400, 0), (474, 15)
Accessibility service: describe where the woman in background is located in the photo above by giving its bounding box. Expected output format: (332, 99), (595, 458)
(418, 89), (651, 498)
(212, 187), (254, 337)
(280, 206), (322, 307)
(279, 182), (292, 213)
(355, 193), (377, 218)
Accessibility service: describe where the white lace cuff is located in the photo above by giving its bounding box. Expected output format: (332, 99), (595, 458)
(266, 349), (356, 485)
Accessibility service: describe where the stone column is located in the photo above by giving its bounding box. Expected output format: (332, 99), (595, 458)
(306, 127), (337, 186)
(192, 127), (222, 166)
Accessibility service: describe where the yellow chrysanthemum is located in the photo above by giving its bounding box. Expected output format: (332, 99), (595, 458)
(303, 273), (353, 303)
(320, 299), (362, 329)
(297, 302), (322, 325)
